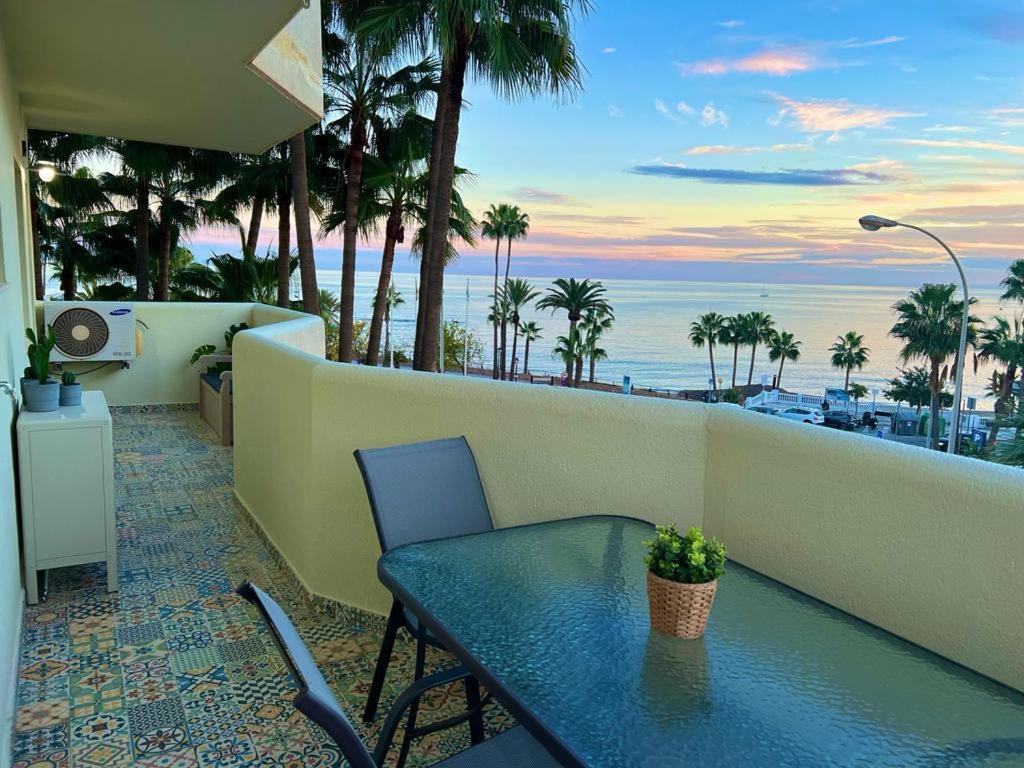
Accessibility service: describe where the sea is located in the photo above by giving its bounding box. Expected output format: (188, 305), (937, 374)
(318, 270), (1012, 407)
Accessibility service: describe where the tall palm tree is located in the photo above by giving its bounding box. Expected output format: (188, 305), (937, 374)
(519, 320), (542, 377)
(744, 311), (775, 386)
(552, 328), (582, 387)
(767, 330), (801, 388)
(580, 307), (613, 385)
(349, 0), (589, 372)
(689, 312), (726, 397)
(323, 34), (435, 362)
(719, 315), (745, 389)
(289, 131), (321, 317)
(481, 203), (509, 378)
(503, 278), (540, 381)
(536, 278), (613, 381)
(829, 331), (871, 391)
(890, 283), (980, 449)
(1000, 259), (1024, 305)
(382, 282), (404, 365)
(976, 315), (1024, 435)
(502, 205), (530, 294)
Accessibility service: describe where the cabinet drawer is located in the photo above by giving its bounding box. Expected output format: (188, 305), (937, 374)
(28, 427), (107, 561)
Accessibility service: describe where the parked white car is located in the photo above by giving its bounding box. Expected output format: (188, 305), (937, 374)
(746, 405), (781, 416)
(775, 405), (825, 425)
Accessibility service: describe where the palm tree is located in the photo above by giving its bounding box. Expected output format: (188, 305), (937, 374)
(580, 308), (614, 384)
(848, 382), (869, 415)
(536, 278), (613, 380)
(519, 321), (542, 377)
(323, 32), (436, 362)
(744, 311), (775, 386)
(348, 0), (589, 372)
(289, 131), (321, 317)
(382, 283), (404, 365)
(502, 205), (530, 294)
(767, 330), (801, 388)
(171, 233), (295, 304)
(890, 283), (980, 449)
(829, 331), (871, 391)
(503, 278), (540, 381)
(481, 203), (509, 378)
(1000, 260), (1024, 305)
(689, 312), (725, 397)
(976, 315), (1024, 436)
(552, 328), (582, 386)
(719, 315), (745, 389)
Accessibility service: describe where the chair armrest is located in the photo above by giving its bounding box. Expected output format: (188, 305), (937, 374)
(197, 354), (233, 368)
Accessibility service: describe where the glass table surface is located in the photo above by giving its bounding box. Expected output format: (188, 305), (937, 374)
(377, 515), (1024, 767)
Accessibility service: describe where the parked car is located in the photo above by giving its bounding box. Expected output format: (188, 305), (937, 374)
(775, 406), (825, 425)
(823, 411), (855, 430)
(746, 405), (780, 416)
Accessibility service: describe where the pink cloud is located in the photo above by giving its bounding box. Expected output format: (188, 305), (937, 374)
(774, 95), (920, 134)
(680, 47), (817, 77)
(893, 138), (1024, 157)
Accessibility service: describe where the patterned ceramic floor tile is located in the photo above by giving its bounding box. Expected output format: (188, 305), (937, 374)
(13, 411), (507, 768)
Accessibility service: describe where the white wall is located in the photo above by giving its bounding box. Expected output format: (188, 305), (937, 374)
(0, 26), (29, 768)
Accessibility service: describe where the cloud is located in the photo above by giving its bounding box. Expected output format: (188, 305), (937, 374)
(772, 95), (920, 135)
(922, 124), (978, 134)
(677, 101), (694, 115)
(716, 20), (744, 28)
(607, 104), (624, 118)
(680, 47), (818, 76)
(628, 163), (890, 186)
(838, 36), (907, 48)
(602, 47), (616, 54)
(699, 103), (729, 127)
(509, 186), (577, 205)
(655, 99), (697, 125)
(892, 138), (1024, 156)
(683, 143), (813, 155)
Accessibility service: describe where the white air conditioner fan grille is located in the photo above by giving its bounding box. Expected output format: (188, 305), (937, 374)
(52, 307), (110, 358)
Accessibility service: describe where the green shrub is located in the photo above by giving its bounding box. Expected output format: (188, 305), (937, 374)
(721, 387), (742, 404)
(644, 524), (726, 584)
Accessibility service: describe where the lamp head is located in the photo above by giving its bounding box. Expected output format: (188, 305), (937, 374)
(859, 214), (899, 232)
(34, 162), (57, 183)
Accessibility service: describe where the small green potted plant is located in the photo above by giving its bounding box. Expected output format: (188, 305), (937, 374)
(189, 322), (249, 373)
(59, 369), (83, 406)
(23, 326), (59, 412)
(644, 524), (726, 639)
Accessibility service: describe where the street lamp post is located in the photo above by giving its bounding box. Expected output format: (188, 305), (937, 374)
(858, 215), (969, 455)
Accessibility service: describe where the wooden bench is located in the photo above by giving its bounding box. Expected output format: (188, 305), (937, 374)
(198, 354), (233, 446)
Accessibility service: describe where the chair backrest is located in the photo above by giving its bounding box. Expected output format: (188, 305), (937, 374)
(354, 436), (494, 553)
(236, 581), (376, 768)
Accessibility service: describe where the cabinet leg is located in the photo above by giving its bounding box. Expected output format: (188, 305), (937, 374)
(26, 567), (39, 605)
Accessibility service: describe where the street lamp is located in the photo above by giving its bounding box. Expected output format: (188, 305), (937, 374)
(858, 215), (969, 455)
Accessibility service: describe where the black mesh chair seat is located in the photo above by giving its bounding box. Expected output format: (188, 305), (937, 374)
(237, 581), (558, 768)
(434, 726), (562, 768)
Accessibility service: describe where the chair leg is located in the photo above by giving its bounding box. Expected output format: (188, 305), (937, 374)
(363, 600), (404, 723)
(396, 624), (428, 768)
(464, 675), (485, 745)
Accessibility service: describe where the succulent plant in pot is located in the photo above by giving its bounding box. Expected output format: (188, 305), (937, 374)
(644, 525), (726, 639)
(23, 325), (59, 412)
(59, 369), (83, 406)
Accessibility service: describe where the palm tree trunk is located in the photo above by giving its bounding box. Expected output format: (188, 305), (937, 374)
(844, 367), (851, 391)
(155, 217), (172, 301)
(492, 238), (501, 379)
(731, 343), (739, 388)
(574, 353), (584, 388)
(246, 194), (264, 254)
(566, 318), (577, 377)
(366, 200), (402, 367)
(503, 238), (512, 294)
(777, 358), (784, 388)
(290, 131), (320, 319)
(500, 320), (508, 379)
(746, 342), (758, 386)
(929, 362), (942, 449)
(589, 355), (596, 383)
(523, 338), (531, 376)
(384, 304), (392, 366)
(339, 118), (367, 362)
(60, 259), (75, 301)
(417, 33), (469, 372)
(414, 59), (452, 368)
(276, 186), (291, 308)
(709, 347), (718, 395)
(510, 323), (520, 381)
(30, 189), (44, 299)
(134, 172), (150, 300)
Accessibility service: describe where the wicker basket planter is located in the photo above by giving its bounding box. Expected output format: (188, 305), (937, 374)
(647, 570), (718, 639)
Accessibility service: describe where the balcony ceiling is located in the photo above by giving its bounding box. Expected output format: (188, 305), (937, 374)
(0, 0), (323, 154)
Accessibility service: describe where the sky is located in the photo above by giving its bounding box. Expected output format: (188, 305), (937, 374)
(194, 0), (1024, 288)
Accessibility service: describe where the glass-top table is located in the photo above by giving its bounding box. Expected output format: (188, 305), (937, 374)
(377, 515), (1024, 767)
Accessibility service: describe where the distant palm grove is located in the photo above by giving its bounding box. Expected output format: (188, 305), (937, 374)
(27, 0), (592, 373)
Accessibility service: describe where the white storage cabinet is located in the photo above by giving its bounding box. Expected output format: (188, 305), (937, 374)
(17, 390), (117, 604)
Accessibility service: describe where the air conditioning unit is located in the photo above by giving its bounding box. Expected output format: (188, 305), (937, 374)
(44, 302), (137, 362)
